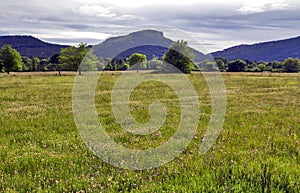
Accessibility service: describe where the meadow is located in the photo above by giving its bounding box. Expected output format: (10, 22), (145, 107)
(0, 72), (299, 192)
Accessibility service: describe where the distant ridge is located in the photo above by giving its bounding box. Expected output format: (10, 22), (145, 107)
(0, 35), (68, 58)
(2, 33), (299, 62)
(93, 30), (207, 61)
(211, 36), (300, 62)
(93, 30), (172, 60)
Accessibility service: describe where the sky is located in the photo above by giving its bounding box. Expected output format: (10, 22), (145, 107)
(1, 0), (300, 52)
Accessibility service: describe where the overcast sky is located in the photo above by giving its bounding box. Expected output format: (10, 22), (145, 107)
(1, 0), (300, 52)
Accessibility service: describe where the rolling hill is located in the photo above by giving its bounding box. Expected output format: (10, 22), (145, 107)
(211, 36), (300, 62)
(0, 36), (68, 58)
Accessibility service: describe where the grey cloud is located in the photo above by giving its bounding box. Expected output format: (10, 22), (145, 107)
(40, 38), (104, 45)
(0, 1), (300, 52)
(63, 24), (95, 30)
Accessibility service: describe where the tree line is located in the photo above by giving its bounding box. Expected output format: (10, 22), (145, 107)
(213, 58), (300, 73)
(0, 41), (299, 74)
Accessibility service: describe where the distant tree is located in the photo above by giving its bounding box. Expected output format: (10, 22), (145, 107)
(215, 59), (225, 71)
(245, 62), (257, 72)
(97, 57), (106, 71)
(59, 43), (88, 75)
(283, 58), (300, 73)
(199, 60), (219, 72)
(111, 59), (129, 71)
(0, 59), (3, 72)
(163, 40), (195, 73)
(103, 58), (113, 71)
(270, 61), (283, 69)
(50, 53), (61, 74)
(39, 58), (50, 71)
(79, 50), (98, 72)
(257, 63), (267, 71)
(215, 57), (229, 66)
(148, 57), (163, 70)
(21, 56), (32, 71)
(120, 60), (130, 70)
(50, 54), (60, 64)
(128, 53), (147, 70)
(268, 61), (283, 72)
(0, 45), (22, 74)
(32, 57), (40, 71)
(265, 66), (273, 72)
(227, 59), (246, 72)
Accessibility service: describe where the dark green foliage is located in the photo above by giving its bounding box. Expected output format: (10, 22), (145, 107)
(79, 50), (98, 72)
(39, 58), (50, 71)
(32, 57), (40, 71)
(163, 40), (195, 73)
(204, 60), (219, 71)
(21, 57), (32, 71)
(59, 43), (97, 74)
(97, 57), (107, 71)
(102, 58), (113, 71)
(283, 58), (300, 73)
(59, 43), (88, 72)
(0, 58), (3, 72)
(215, 59), (226, 71)
(114, 45), (168, 62)
(257, 63), (267, 71)
(269, 61), (283, 70)
(0, 44), (22, 74)
(50, 54), (60, 64)
(215, 57), (229, 66)
(245, 62), (258, 72)
(128, 53), (147, 70)
(21, 57), (51, 72)
(110, 59), (130, 71)
(148, 57), (163, 70)
(228, 59), (246, 72)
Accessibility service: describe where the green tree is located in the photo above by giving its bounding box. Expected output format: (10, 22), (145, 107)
(97, 57), (106, 71)
(283, 58), (300, 73)
(22, 56), (32, 71)
(257, 63), (267, 72)
(228, 59), (246, 72)
(163, 40), (195, 73)
(49, 53), (61, 74)
(268, 61), (283, 72)
(0, 45), (22, 74)
(245, 62), (257, 72)
(79, 50), (98, 72)
(0, 59), (3, 72)
(59, 43), (89, 75)
(128, 53), (147, 70)
(103, 58), (113, 71)
(215, 59), (225, 71)
(148, 57), (163, 70)
(32, 57), (40, 71)
(39, 58), (50, 71)
(204, 61), (219, 72)
(215, 57), (229, 67)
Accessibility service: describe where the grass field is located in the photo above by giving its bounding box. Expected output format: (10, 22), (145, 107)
(0, 72), (299, 192)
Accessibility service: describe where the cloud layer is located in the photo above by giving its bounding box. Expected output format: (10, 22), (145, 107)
(0, 0), (299, 52)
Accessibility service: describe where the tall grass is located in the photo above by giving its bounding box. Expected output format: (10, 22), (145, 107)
(0, 72), (299, 192)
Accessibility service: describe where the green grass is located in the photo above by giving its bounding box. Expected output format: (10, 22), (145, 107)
(0, 72), (299, 192)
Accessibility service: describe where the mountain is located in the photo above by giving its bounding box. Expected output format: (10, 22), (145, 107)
(212, 36), (300, 62)
(0, 36), (68, 58)
(93, 30), (207, 61)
